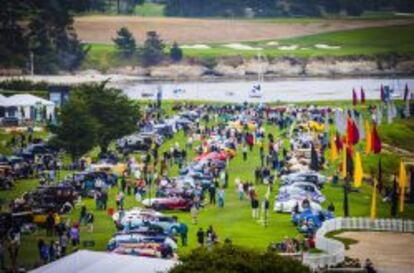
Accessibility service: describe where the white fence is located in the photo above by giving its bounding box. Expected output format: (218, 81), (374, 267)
(303, 217), (414, 270)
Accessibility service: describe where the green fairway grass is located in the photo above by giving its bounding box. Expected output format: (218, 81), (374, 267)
(134, 3), (165, 17)
(1, 102), (413, 269)
(82, 23), (414, 70)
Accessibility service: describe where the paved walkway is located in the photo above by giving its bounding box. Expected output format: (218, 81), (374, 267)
(342, 231), (414, 273)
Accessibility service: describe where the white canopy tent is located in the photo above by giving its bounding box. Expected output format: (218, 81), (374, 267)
(0, 94), (55, 120)
(29, 250), (178, 273)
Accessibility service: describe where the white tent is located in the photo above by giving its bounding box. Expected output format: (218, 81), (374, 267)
(29, 250), (178, 273)
(0, 94), (55, 120)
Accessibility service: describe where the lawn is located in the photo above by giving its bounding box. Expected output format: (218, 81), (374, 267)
(82, 23), (414, 70)
(134, 3), (165, 17)
(1, 101), (413, 269)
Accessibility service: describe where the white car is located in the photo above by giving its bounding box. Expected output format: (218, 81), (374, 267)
(280, 171), (327, 187)
(273, 196), (322, 213)
(278, 182), (326, 203)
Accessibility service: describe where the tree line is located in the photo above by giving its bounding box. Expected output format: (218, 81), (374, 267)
(164, 0), (414, 17)
(0, 0), (88, 73)
(113, 27), (183, 66)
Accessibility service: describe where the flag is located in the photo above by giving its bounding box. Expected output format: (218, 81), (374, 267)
(346, 146), (354, 177)
(358, 114), (365, 140)
(352, 119), (359, 145)
(335, 131), (343, 151)
(352, 88), (358, 106)
(378, 158), (383, 195)
(371, 124), (382, 154)
(346, 116), (354, 145)
(341, 144), (347, 178)
(353, 152), (363, 188)
(361, 87), (366, 104)
(403, 84), (409, 101)
(330, 135), (338, 161)
(399, 161), (407, 212)
(370, 178), (377, 219)
(391, 176), (398, 217)
(365, 120), (372, 154)
(380, 84), (385, 102)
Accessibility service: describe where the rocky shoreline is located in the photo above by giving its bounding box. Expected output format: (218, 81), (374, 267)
(106, 56), (414, 81)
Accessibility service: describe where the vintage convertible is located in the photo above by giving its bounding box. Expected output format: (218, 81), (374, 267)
(142, 196), (192, 212)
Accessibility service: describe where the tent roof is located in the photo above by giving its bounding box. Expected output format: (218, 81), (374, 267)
(29, 250), (178, 273)
(0, 94), (54, 107)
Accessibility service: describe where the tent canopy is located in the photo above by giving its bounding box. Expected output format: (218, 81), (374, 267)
(0, 94), (54, 107)
(29, 250), (178, 273)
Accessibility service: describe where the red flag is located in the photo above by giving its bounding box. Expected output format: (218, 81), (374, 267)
(352, 120), (359, 144)
(347, 117), (354, 145)
(352, 88), (358, 106)
(404, 84), (409, 101)
(360, 87), (365, 104)
(335, 131), (343, 151)
(371, 123), (382, 154)
(380, 84), (385, 102)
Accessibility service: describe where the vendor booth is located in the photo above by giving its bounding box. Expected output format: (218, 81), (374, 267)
(0, 94), (55, 123)
(29, 250), (178, 273)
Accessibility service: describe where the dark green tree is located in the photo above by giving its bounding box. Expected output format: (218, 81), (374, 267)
(170, 42), (183, 62)
(141, 31), (166, 66)
(50, 97), (98, 161)
(113, 27), (137, 58)
(75, 82), (140, 153)
(169, 245), (310, 273)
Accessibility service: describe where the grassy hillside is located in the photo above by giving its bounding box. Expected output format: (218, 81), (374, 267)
(134, 3), (165, 17)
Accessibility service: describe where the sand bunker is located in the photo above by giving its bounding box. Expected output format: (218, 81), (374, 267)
(278, 45), (299, 50)
(223, 43), (263, 51)
(180, 44), (211, 49)
(266, 41), (279, 46)
(315, 44), (341, 49)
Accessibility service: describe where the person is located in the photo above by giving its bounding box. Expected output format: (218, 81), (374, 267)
(263, 197), (270, 227)
(242, 145), (248, 161)
(79, 205), (87, 225)
(70, 223), (80, 248)
(217, 188), (225, 208)
(191, 204), (199, 225)
(237, 180), (244, 200)
(365, 258), (377, 273)
(208, 184), (216, 205)
(327, 202), (335, 212)
(39, 239), (49, 264)
(87, 212), (94, 232)
(251, 197), (259, 219)
(49, 240), (56, 262)
(116, 191), (125, 210)
(196, 228), (204, 247)
(179, 222), (188, 247)
(46, 212), (55, 236)
(59, 234), (68, 257)
(7, 226), (20, 270)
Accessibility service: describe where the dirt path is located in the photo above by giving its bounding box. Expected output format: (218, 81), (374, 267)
(74, 16), (414, 44)
(341, 231), (414, 273)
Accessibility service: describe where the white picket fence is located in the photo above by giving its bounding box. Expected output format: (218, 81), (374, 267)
(303, 217), (414, 270)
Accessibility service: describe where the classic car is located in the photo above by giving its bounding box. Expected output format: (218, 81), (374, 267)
(142, 196), (192, 211)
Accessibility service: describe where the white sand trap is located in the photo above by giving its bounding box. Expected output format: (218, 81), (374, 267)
(278, 45), (298, 50)
(315, 44), (341, 49)
(223, 43), (263, 51)
(266, 41), (279, 46)
(180, 44), (211, 49)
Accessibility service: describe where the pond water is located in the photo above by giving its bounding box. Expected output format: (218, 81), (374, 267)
(113, 77), (414, 102)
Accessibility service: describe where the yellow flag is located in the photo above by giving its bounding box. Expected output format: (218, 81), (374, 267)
(330, 135), (338, 162)
(370, 178), (377, 219)
(365, 120), (371, 155)
(399, 160), (407, 212)
(341, 144), (347, 179)
(354, 152), (363, 188)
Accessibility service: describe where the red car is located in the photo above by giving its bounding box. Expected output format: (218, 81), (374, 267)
(142, 197), (192, 211)
(195, 151), (229, 162)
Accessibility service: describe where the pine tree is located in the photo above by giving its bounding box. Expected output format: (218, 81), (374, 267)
(170, 42), (183, 62)
(113, 27), (136, 58)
